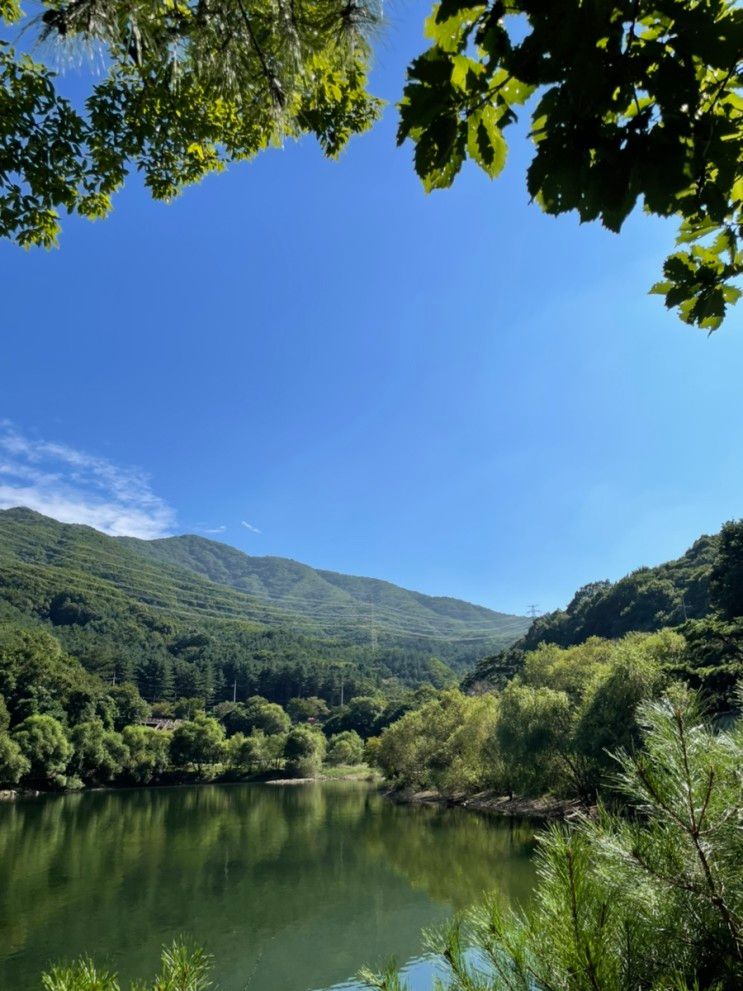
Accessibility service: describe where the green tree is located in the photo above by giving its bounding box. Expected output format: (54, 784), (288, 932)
(0, 732), (29, 785)
(373, 689), (499, 792)
(121, 725), (172, 783)
(287, 696), (331, 723)
(173, 697), (205, 720)
(228, 729), (268, 773)
(0, 0), (381, 247)
(495, 683), (573, 797)
(327, 694), (387, 738)
(398, 0), (742, 330)
(571, 638), (666, 790)
(169, 713), (226, 773)
(108, 682), (150, 731)
(11, 713), (72, 785)
(0, 624), (103, 725)
(710, 519), (743, 619)
(283, 724), (326, 777)
(69, 720), (129, 783)
(326, 729), (365, 765)
(137, 656), (174, 703)
(243, 696), (291, 736)
(212, 701), (251, 736)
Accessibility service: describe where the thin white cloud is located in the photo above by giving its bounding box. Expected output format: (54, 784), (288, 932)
(241, 520), (262, 534)
(0, 422), (176, 539)
(200, 525), (226, 534)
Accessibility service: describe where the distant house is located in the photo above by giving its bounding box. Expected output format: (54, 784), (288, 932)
(140, 717), (182, 732)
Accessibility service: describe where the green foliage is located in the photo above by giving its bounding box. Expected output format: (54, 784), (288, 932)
(109, 683), (150, 731)
(376, 631), (681, 800)
(363, 689), (743, 991)
(287, 696), (331, 723)
(373, 689), (500, 792)
(326, 729), (365, 765)
(120, 725), (171, 783)
(0, 622), (111, 726)
(228, 728), (271, 773)
(710, 519), (743, 619)
(672, 614), (743, 708)
(211, 701), (251, 736)
(495, 682), (572, 797)
(399, 0), (743, 329)
(283, 724), (327, 777)
(173, 697), (205, 720)
(0, 0), (382, 246)
(243, 696), (291, 735)
(41, 940), (212, 991)
(0, 731), (30, 784)
(468, 532), (717, 691)
(69, 720), (128, 784)
(325, 694), (389, 739)
(12, 713), (72, 785)
(170, 714), (226, 772)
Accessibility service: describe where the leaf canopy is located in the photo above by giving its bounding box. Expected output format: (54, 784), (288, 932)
(398, 0), (743, 330)
(0, 0), (383, 245)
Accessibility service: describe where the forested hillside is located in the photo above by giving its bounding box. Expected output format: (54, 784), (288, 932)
(0, 508), (526, 705)
(119, 532), (526, 646)
(374, 521), (743, 806)
(466, 533), (719, 689)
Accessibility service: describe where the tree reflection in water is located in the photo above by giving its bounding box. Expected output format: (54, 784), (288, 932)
(0, 783), (536, 991)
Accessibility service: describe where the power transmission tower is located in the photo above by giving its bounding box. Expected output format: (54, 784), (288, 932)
(527, 604), (540, 620)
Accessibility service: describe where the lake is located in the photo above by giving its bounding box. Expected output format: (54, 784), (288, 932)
(0, 782), (537, 991)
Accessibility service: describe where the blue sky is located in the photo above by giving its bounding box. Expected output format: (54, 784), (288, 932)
(1, 2), (742, 616)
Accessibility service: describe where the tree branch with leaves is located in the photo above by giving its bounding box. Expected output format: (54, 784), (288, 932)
(398, 0), (742, 330)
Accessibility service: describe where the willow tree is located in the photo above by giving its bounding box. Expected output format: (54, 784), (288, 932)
(0, 0), (382, 246)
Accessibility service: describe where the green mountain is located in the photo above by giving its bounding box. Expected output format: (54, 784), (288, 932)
(0, 508), (528, 703)
(118, 532), (527, 647)
(466, 533), (719, 690)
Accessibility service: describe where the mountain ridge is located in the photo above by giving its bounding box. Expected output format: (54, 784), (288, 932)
(118, 530), (522, 639)
(0, 508), (528, 679)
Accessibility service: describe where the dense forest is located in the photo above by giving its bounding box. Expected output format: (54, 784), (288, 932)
(0, 507), (527, 706)
(373, 521), (743, 802)
(2, 512), (742, 800)
(0, 507), (521, 791)
(465, 531), (731, 699)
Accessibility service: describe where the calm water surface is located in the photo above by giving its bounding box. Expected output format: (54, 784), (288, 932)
(0, 783), (536, 991)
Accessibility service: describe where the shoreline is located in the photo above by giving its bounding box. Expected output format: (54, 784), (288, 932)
(0, 767), (378, 801)
(384, 787), (592, 822)
(1, 778), (589, 823)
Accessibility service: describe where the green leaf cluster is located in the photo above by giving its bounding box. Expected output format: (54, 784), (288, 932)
(399, 0), (742, 329)
(1, 0), (383, 245)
